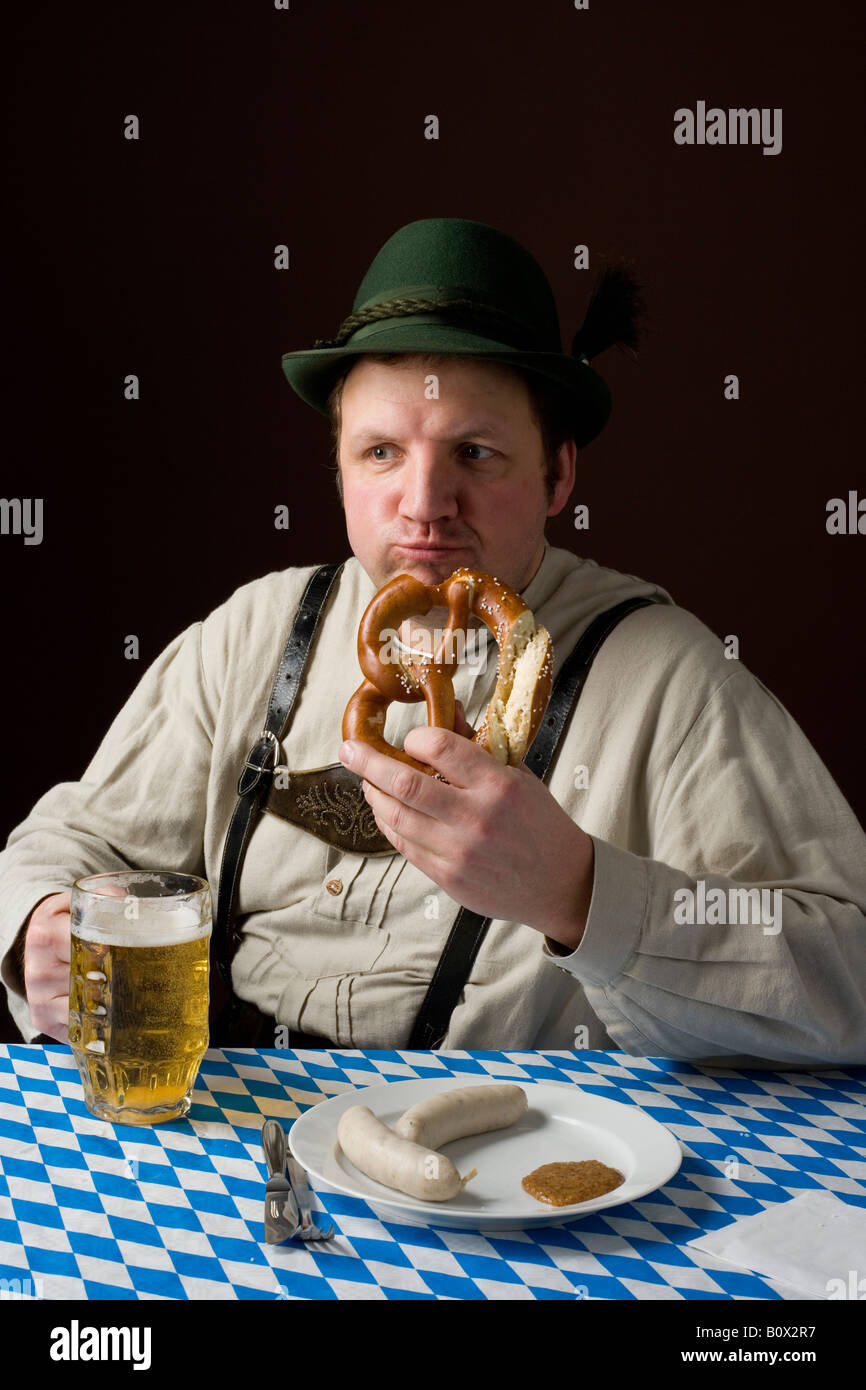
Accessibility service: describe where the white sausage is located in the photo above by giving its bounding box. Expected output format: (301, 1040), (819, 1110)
(394, 1083), (527, 1149)
(337, 1106), (477, 1202)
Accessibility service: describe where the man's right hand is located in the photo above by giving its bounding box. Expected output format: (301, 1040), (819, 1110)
(24, 892), (72, 1042)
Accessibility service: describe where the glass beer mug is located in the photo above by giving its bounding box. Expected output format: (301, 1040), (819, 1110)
(69, 871), (212, 1124)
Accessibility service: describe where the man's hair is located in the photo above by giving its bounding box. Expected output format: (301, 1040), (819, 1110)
(325, 353), (575, 503)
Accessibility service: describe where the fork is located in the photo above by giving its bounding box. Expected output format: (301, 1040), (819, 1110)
(286, 1152), (334, 1241)
(262, 1118), (300, 1244)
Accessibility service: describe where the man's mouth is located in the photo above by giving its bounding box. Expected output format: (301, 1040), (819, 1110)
(395, 543), (467, 557)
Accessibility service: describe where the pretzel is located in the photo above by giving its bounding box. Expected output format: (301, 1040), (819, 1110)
(342, 567), (553, 774)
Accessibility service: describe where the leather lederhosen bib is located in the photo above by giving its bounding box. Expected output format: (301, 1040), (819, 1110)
(209, 561), (657, 1048)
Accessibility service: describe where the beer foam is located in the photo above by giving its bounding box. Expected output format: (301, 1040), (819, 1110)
(72, 901), (209, 947)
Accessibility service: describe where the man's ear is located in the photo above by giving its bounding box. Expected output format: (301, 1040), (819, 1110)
(546, 438), (577, 518)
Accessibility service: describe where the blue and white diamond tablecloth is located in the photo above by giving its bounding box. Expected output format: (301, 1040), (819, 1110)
(1, 1045), (865, 1301)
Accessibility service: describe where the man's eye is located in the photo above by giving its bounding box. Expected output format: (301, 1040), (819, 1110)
(363, 443), (494, 461)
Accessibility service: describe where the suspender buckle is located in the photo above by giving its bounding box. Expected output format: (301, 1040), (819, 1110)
(237, 729), (280, 797)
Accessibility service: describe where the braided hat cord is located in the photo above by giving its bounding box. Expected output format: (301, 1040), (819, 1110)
(311, 296), (536, 350)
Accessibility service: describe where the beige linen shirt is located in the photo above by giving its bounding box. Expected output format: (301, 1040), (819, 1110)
(2, 543), (865, 1065)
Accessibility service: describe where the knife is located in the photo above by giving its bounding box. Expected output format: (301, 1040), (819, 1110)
(262, 1118), (299, 1244)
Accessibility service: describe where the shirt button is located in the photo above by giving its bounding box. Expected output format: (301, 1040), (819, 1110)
(325, 878), (343, 896)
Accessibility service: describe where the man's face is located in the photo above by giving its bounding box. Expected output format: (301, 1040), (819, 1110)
(337, 356), (575, 597)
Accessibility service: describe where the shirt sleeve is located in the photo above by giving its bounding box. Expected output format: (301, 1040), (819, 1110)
(0, 620), (216, 1039)
(544, 668), (866, 1066)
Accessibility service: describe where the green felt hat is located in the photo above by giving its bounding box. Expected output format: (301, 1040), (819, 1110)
(280, 218), (643, 450)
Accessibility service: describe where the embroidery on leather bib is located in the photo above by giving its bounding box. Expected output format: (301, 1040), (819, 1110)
(264, 763), (393, 855)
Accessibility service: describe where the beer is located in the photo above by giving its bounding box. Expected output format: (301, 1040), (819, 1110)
(69, 873), (211, 1124)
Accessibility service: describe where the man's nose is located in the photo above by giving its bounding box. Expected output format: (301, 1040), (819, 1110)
(398, 450), (459, 522)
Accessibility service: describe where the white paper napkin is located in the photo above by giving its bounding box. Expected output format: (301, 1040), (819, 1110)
(686, 1190), (866, 1299)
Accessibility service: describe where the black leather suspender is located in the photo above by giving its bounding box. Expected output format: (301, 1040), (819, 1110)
(212, 562), (345, 998)
(213, 564), (656, 1048)
(406, 594), (657, 1047)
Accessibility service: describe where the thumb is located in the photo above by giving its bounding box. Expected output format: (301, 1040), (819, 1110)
(454, 699), (475, 739)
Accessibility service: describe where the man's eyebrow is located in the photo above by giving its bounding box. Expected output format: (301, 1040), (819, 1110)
(347, 421), (507, 446)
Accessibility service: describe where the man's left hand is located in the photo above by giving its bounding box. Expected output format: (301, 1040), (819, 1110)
(338, 716), (594, 952)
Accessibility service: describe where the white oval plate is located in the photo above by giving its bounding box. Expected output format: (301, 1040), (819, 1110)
(288, 1076), (683, 1230)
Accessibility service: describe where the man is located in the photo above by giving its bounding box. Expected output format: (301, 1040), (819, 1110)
(2, 218), (865, 1064)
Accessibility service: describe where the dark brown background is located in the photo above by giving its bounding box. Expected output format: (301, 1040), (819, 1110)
(2, 1), (864, 1039)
